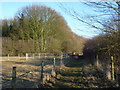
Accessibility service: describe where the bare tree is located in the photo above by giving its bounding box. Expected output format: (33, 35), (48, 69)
(59, 1), (119, 32)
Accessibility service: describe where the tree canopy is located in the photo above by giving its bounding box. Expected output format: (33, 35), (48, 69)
(2, 4), (87, 55)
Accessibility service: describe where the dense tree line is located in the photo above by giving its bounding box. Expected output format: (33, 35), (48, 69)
(83, 33), (120, 62)
(2, 5), (87, 56)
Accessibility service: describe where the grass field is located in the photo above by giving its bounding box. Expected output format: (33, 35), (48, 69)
(1, 56), (67, 88)
(1, 56), (118, 88)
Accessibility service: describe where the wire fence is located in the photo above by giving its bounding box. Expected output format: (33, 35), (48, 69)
(2, 53), (69, 88)
(1, 53), (120, 88)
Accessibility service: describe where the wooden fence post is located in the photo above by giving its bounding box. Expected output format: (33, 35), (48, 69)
(40, 61), (44, 87)
(8, 54), (9, 60)
(111, 56), (115, 81)
(18, 54), (20, 60)
(53, 58), (56, 68)
(45, 53), (47, 59)
(106, 66), (111, 80)
(60, 55), (63, 67)
(26, 53), (28, 60)
(12, 66), (16, 88)
(51, 58), (56, 84)
(51, 58), (56, 75)
(33, 53), (35, 59)
(96, 54), (99, 67)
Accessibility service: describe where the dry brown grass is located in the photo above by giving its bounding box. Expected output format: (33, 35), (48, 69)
(2, 57), (54, 88)
(1, 56), (117, 88)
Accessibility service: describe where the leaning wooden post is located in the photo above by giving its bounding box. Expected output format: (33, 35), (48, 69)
(12, 66), (16, 88)
(40, 61), (44, 87)
(111, 56), (115, 81)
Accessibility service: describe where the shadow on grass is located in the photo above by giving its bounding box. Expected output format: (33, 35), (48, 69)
(2, 77), (39, 88)
(65, 57), (91, 68)
(48, 80), (72, 88)
(59, 71), (83, 77)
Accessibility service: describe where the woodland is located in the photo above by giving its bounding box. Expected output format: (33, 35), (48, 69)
(1, 5), (87, 56)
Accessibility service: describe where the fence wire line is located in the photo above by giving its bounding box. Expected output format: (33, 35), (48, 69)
(2, 53), (120, 88)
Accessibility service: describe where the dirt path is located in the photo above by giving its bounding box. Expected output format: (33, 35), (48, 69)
(45, 58), (117, 88)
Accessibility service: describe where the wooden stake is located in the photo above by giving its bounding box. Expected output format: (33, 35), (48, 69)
(33, 53), (35, 59)
(12, 66), (16, 88)
(8, 54), (9, 60)
(96, 55), (98, 65)
(53, 58), (56, 72)
(40, 61), (44, 87)
(60, 55), (63, 67)
(18, 54), (20, 60)
(53, 58), (56, 67)
(111, 56), (115, 80)
(26, 53), (28, 60)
